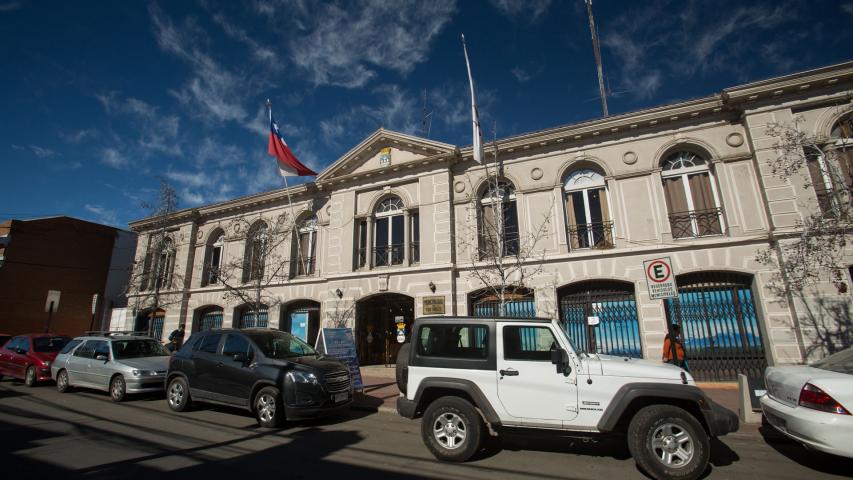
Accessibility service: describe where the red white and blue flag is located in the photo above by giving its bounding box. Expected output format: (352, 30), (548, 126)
(268, 110), (316, 177)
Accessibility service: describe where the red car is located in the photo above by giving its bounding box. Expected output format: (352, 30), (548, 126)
(0, 334), (71, 386)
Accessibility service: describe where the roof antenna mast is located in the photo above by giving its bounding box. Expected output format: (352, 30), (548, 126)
(420, 89), (433, 138)
(585, 0), (609, 117)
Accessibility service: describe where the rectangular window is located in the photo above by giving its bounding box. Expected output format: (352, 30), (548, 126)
(417, 324), (488, 359)
(356, 219), (367, 269)
(198, 334), (222, 354)
(503, 326), (556, 361)
(223, 334), (252, 357)
(60, 339), (82, 355)
(73, 340), (96, 359)
(411, 212), (420, 263)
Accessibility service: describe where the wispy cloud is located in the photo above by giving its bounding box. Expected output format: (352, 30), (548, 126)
(11, 144), (59, 158)
(489, 0), (552, 22)
(285, 0), (457, 88)
(511, 67), (531, 83)
(59, 128), (97, 144)
(212, 13), (277, 65)
(842, 3), (853, 16)
(84, 204), (118, 226)
(97, 91), (182, 158)
(0, 2), (21, 12)
(100, 147), (131, 169)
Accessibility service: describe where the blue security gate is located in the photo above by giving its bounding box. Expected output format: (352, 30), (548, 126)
(239, 306), (269, 328)
(471, 289), (536, 318)
(559, 281), (643, 358)
(665, 272), (767, 381)
(197, 309), (223, 331)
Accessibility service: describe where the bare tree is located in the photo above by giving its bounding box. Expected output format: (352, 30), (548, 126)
(125, 181), (183, 334)
(757, 114), (853, 293)
(325, 287), (360, 329)
(216, 211), (296, 327)
(457, 172), (555, 316)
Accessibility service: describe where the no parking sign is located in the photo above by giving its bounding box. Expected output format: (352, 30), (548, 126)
(643, 257), (678, 300)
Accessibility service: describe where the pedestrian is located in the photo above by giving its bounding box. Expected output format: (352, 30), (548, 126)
(168, 324), (185, 348)
(165, 338), (179, 355)
(662, 323), (688, 371)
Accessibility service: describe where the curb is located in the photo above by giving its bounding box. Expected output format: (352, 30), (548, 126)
(352, 403), (397, 414)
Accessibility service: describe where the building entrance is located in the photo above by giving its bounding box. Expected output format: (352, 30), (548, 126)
(355, 293), (414, 365)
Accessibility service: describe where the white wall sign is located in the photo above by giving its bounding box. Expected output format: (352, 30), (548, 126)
(643, 257), (678, 300)
(45, 290), (61, 312)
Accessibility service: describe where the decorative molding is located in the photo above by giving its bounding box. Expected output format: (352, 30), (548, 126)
(725, 132), (745, 147)
(623, 151), (638, 165)
(454, 181), (466, 193)
(530, 167), (543, 180)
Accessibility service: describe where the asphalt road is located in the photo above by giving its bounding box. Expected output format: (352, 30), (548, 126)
(2, 379), (852, 480)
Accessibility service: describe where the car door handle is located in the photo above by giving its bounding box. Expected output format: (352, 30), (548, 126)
(499, 368), (519, 377)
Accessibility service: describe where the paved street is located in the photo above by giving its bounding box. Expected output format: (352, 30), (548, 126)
(2, 379), (852, 480)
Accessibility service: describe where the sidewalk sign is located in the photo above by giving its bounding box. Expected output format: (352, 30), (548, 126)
(316, 328), (364, 391)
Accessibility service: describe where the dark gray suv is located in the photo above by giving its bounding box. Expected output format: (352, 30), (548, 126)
(165, 328), (353, 427)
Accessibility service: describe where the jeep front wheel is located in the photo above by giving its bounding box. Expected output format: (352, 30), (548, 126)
(421, 396), (483, 462)
(627, 405), (710, 480)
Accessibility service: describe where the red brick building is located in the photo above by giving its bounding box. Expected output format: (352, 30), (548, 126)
(0, 216), (135, 336)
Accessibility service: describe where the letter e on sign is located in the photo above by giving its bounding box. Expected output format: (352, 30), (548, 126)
(643, 257), (678, 300)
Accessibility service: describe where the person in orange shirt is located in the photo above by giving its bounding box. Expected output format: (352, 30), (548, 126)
(662, 323), (688, 370)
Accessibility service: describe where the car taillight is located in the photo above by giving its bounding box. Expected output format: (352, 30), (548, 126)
(798, 383), (851, 415)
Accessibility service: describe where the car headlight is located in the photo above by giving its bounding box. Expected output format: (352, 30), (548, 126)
(287, 371), (319, 385)
(131, 370), (158, 376)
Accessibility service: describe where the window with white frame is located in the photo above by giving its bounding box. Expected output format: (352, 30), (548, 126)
(660, 151), (724, 239)
(563, 168), (613, 249)
(374, 196), (404, 266)
(243, 222), (268, 282)
(479, 180), (519, 258)
(293, 215), (318, 276)
(807, 113), (853, 213)
(203, 232), (225, 286)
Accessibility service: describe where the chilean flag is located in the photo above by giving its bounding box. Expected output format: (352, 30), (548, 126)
(268, 111), (316, 177)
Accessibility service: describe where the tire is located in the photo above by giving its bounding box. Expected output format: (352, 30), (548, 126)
(254, 386), (284, 428)
(627, 404), (710, 480)
(110, 375), (127, 402)
(24, 366), (37, 387)
(396, 343), (411, 394)
(166, 377), (192, 412)
(56, 369), (70, 393)
(421, 396), (483, 462)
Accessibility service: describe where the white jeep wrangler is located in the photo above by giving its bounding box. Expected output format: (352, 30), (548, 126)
(396, 316), (738, 480)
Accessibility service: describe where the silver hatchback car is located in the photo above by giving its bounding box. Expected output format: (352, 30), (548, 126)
(51, 332), (171, 402)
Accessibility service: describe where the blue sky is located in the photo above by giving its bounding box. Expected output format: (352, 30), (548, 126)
(2, 0), (851, 228)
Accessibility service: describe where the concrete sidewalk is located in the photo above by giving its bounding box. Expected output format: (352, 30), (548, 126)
(353, 369), (753, 433)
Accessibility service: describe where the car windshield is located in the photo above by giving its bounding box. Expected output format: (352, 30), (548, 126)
(33, 336), (71, 352)
(112, 339), (170, 359)
(246, 331), (317, 359)
(811, 348), (853, 375)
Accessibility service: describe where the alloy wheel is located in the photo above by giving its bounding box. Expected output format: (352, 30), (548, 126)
(256, 393), (276, 423)
(433, 412), (467, 450)
(168, 381), (184, 408)
(650, 422), (694, 467)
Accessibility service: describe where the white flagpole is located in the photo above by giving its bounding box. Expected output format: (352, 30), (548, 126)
(461, 34), (484, 165)
(267, 100), (304, 279)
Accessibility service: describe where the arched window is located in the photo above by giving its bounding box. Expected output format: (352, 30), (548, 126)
(292, 214), (318, 276)
(479, 180), (519, 257)
(243, 222), (268, 282)
(374, 196), (405, 267)
(238, 304), (269, 328)
(156, 237), (176, 289)
(661, 150), (724, 239)
(564, 168), (612, 249)
(202, 231), (225, 286)
(808, 113), (853, 213)
(195, 306), (223, 332)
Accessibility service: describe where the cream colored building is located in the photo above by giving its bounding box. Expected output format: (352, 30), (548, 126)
(127, 62), (853, 381)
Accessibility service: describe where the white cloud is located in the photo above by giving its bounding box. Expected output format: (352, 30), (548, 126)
(489, 0), (552, 21)
(100, 148), (131, 169)
(59, 128), (97, 144)
(319, 84), (419, 147)
(96, 91), (182, 158)
(212, 13), (278, 65)
(287, 0), (457, 88)
(0, 2), (21, 12)
(511, 67), (531, 83)
(84, 204), (118, 226)
(148, 3), (248, 123)
(844, 3), (853, 16)
(29, 145), (58, 158)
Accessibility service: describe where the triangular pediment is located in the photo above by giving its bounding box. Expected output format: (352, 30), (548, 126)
(316, 129), (456, 183)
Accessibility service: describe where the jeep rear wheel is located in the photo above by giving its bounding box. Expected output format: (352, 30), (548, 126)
(627, 405), (709, 480)
(395, 343), (411, 394)
(421, 396), (483, 462)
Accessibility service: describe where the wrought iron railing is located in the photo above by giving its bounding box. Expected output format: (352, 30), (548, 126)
(373, 244), (404, 267)
(478, 233), (520, 259)
(669, 208), (723, 239)
(355, 247), (367, 269)
(567, 220), (614, 250)
(290, 256), (316, 277)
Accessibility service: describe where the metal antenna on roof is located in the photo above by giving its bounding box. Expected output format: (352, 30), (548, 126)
(585, 0), (609, 117)
(420, 89), (433, 138)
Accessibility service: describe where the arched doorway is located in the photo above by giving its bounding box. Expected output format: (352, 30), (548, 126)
(468, 287), (536, 317)
(193, 306), (224, 332)
(282, 300), (321, 346)
(558, 280), (642, 358)
(664, 271), (767, 381)
(355, 293), (414, 365)
(134, 308), (165, 341)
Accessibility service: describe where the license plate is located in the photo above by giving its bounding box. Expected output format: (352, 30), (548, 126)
(333, 393), (349, 403)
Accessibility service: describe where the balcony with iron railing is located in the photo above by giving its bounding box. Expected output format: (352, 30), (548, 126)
(669, 208), (724, 239)
(290, 256), (316, 278)
(373, 244), (404, 267)
(567, 220), (614, 250)
(477, 233), (520, 259)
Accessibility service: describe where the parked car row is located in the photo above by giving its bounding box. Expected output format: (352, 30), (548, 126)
(0, 329), (354, 428)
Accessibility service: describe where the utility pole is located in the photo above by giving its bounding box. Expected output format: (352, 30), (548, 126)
(585, 0), (609, 117)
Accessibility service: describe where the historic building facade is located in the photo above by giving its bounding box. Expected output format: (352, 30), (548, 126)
(127, 62), (853, 381)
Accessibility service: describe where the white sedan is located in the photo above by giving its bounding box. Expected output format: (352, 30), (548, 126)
(761, 347), (853, 458)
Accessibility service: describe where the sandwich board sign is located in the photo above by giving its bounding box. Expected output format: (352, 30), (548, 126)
(643, 257), (678, 300)
(315, 328), (363, 391)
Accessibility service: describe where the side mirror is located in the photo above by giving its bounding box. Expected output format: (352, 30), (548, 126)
(551, 348), (572, 376)
(95, 354), (108, 362)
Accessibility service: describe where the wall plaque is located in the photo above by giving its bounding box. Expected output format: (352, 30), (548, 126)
(423, 296), (445, 315)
